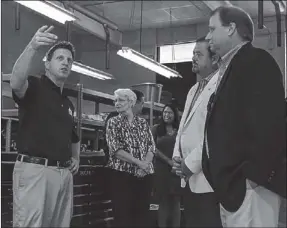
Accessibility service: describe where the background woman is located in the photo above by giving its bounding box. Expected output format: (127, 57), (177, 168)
(106, 88), (155, 228)
(152, 103), (181, 228)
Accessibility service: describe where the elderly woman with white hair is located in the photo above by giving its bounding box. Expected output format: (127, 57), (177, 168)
(106, 88), (155, 228)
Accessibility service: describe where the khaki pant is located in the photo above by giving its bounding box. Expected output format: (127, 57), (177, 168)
(13, 160), (73, 227)
(220, 180), (281, 227)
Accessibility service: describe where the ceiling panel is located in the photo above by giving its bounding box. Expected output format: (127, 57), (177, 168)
(85, 1), (132, 17)
(96, 1), (208, 30)
(170, 5), (205, 20)
(141, 9), (171, 23)
(69, 1), (279, 31)
(160, 1), (195, 9)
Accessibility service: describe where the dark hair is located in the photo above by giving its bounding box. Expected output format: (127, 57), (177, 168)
(195, 36), (215, 58)
(46, 41), (75, 61)
(132, 89), (145, 102)
(210, 6), (254, 42)
(156, 103), (180, 137)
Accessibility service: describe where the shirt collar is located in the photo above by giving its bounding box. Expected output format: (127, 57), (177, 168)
(41, 75), (65, 96)
(201, 69), (218, 83)
(119, 113), (139, 122)
(220, 41), (248, 66)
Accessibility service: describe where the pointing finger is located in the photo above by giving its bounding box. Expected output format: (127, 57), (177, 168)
(44, 25), (54, 33)
(37, 25), (49, 33)
(38, 34), (58, 41)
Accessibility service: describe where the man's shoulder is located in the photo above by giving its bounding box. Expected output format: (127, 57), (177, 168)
(249, 46), (280, 71)
(187, 83), (198, 95)
(26, 75), (41, 89)
(238, 44), (273, 61)
(27, 75), (40, 83)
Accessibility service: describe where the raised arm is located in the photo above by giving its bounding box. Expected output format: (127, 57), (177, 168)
(10, 25), (57, 98)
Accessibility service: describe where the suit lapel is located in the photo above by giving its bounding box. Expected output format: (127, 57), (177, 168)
(184, 73), (218, 126)
(207, 43), (252, 119)
(180, 84), (198, 129)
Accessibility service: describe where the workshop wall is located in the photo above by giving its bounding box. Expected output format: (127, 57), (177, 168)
(1, 1), (285, 113)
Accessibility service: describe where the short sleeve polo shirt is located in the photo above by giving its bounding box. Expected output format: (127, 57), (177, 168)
(12, 75), (80, 161)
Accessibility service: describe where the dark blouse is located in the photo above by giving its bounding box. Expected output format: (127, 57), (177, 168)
(106, 114), (155, 176)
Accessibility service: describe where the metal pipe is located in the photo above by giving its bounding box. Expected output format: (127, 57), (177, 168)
(65, 21), (71, 42)
(258, 0), (264, 29)
(76, 83), (83, 142)
(139, 0), (143, 53)
(5, 119), (11, 152)
(271, 0), (282, 47)
(65, 2), (119, 31)
(15, 3), (20, 30)
(103, 24), (110, 70)
(94, 102), (100, 151)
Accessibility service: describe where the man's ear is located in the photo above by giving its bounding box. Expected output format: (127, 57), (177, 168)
(211, 54), (220, 66)
(44, 60), (49, 70)
(228, 22), (236, 36)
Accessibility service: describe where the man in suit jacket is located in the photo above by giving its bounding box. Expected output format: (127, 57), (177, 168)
(172, 37), (222, 227)
(203, 5), (285, 227)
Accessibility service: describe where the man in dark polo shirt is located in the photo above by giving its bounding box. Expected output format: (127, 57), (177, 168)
(10, 25), (80, 227)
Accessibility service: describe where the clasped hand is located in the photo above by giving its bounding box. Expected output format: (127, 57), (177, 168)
(136, 160), (153, 178)
(172, 156), (194, 180)
(172, 156), (186, 178)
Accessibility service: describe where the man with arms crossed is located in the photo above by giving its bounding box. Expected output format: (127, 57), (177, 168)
(202, 6), (285, 227)
(11, 25), (80, 227)
(172, 37), (222, 227)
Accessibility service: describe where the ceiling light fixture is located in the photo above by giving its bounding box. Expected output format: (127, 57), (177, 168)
(43, 57), (114, 80)
(14, 1), (76, 24)
(117, 47), (182, 78)
(71, 61), (114, 80)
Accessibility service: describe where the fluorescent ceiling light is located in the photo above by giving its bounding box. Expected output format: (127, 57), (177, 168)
(278, 0), (286, 13)
(43, 57), (114, 80)
(71, 62), (113, 80)
(117, 47), (182, 79)
(14, 1), (76, 24)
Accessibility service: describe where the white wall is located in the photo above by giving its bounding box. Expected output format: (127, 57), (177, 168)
(80, 16), (285, 97)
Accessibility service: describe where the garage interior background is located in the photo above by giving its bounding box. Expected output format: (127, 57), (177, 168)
(1, 1), (286, 227)
(1, 1), (286, 113)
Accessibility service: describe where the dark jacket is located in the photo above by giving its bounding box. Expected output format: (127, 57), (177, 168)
(202, 42), (286, 212)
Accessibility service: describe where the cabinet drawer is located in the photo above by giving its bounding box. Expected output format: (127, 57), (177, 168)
(74, 183), (103, 195)
(74, 200), (112, 214)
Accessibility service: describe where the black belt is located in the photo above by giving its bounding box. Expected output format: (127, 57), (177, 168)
(17, 154), (71, 168)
